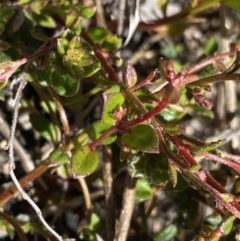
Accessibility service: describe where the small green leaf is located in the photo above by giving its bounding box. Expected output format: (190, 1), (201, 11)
(51, 71), (80, 97)
(88, 121), (117, 145)
(101, 35), (120, 51)
(60, 29), (76, 41)
(102, 90), (125, 125)
(0, 6), (14, 35)
(30, 30), (50, 42)
(158, 107), (177, 122)
(204, 213), (222, 228)
(48, 51), (69, 75)
(204, 36), (217, 55)
(78, 60), (100, 78)
(162, 124), (184, 135)
(49, 148), (69, 165)
(220, 216), (236, 235)
(166, 174), (189, 192)
(36, 69), (52, 86)
(121, 124), (159, 153)
(189, 164), (201, 173)
(80, 7), (96, 19)
(89, 212), (100, 230)
(154, 223), (178, 241)
(56, 38), (69, 55)
(168, 162), (177, 187)
(65, 36), (85, 64)
(71, 145), (99, 177)
(151, 168), (169, 185)
(191, 139), (226, 154)
(136, 178), (152, 201)
(36, 13), (56, 28)
(87, 27), (110, 44)
(30, 114), (57, 141)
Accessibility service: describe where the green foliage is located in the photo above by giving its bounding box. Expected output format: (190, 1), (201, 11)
(121, 124), (159, 153)
(71, 145), (99, 177)
(49, 148), (69, 165)
(0, 6), (14, 35)
(222, 0), (240, 10)
(88, 121), (117, 145)
(30, 113), (57, 141)
(102, 85), (125, 125)
(154, 224), (178, 241)
(1, 0), (240, 240)
(135, 178), (152, 201)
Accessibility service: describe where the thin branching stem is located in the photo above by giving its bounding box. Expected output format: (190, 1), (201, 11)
(5, 77), (62, 241)
(0, 115), (34, 172)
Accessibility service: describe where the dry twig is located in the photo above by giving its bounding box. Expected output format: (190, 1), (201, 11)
(114, 169), (136, 241)
(5, 77), (62, 241)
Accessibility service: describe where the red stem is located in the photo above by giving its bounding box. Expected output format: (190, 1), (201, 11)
(89, 126), (117, 150)
(201, 152), (240, 174)
(188, 49), (238, 74)
(119, 98), (169, 129)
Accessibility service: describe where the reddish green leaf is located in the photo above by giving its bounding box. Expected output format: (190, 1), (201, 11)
(123, 62), (137, 88)
(0, 59), (27, 84)
(121, 124), (159, 153)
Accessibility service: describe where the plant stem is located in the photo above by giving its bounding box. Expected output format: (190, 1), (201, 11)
(114, 169), (136, 241)
(102, 146), (115, 241)
(187, 73), (240, 87)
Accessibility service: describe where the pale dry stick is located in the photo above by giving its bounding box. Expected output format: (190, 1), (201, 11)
(95, 0), (106, 28)
(207, 126), (240, 143)
(117, 0), (127, 40)
(220, 6), (239, 151)
(0, 115), (34, 172)
(116, 0), (127, 64)
(102, 146), (115, 241)
(114, 169), (136, 241)
(123, 0), (141, 47)
(5, 77), (63, 241)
